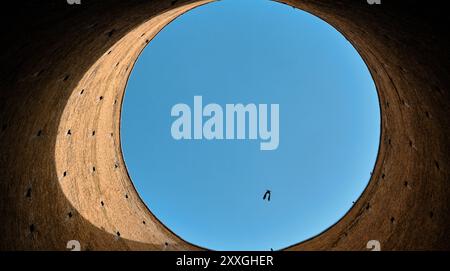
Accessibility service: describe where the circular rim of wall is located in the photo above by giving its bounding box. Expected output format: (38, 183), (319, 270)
(117, 0), (383, 251)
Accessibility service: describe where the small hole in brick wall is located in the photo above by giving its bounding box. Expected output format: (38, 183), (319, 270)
(26, 188), (32, 198)
(114, 163), (119, 169)
(425, 111), (430, 119)
(145, 39), (150, 44)
(29, 224), (35, 233)
(142, 221), (146, 225)
(37, 130), (42, 137)
(110, 133), (114, 137)
(67, 129), (71, 136)
(381, 173), (385, 179)
(63, 171), (67, 177)
(434, 161), (440, 170)
(116, 62), (120, 67)
(80, 89), (84, 95)
(107, 29), (115, 38)
(92, 131), (95, 136)
(92, 166), (96, 172)
(409, 140), (413, 147)
(404, 181), (409, 187)
(365, 203), (370, 210)
(125, 194), (128, 199)
(165, 242), (169, 246)
(388, 139), (391, 145)
(429, 211), (434, 219)
(107, 50), (112, 55)
(114, 99), (117, 105)
(68, 212), (73, 218)
(63, 75), (70, 81)
(99, 96), (104, 101)
(116, 231), (121, 237)
(390, 217), (395, 224)
(101, 201), (104, 206)
(386, 101), (390, 108)
(141, 33), (146, 37)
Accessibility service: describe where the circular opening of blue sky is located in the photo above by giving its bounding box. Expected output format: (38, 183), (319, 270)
(121, 0), (381, 251)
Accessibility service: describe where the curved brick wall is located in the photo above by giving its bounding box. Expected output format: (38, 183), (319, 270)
(0, 0), (448, 250)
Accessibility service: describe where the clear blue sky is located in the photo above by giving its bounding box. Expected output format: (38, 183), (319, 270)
(121, 0), (380, 251)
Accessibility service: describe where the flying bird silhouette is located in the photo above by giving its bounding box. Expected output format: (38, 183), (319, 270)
(263, 190), (271, 202)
